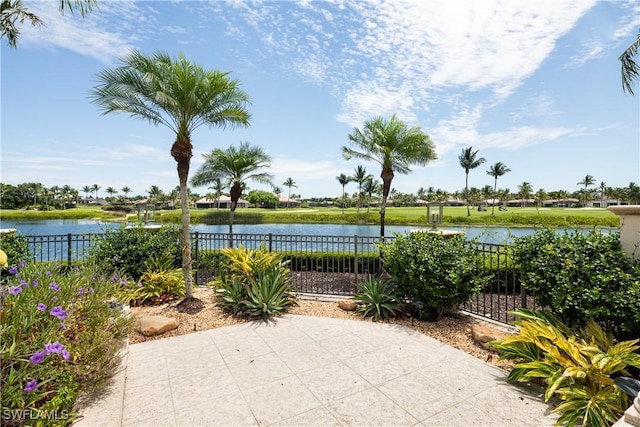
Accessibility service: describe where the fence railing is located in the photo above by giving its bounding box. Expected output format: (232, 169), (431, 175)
(16, 232), (538, 325)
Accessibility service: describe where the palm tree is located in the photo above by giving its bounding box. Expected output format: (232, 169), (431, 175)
(282, 177), (297, 208)
(208, 178), (225, 209)
(191, 142), (272, 246)
(534, 188), (547, 212)
(147, 185), (162, 203)
(458, 146), (486, 216)
(1, 0), (95, 48)
(599, 181), (607, 207)
(351, 165), (372, 213)
(91, 50), (250, 301)
(518, 182), (533, 207)
(272, 185), (282, 208)
(577, 175), (596, 205)
(82, 185), (92, 200)
(336, 173), (352, 213)
(486, 162), (511, 215)
(361, 177), (381, 214)
(121, 186), (131, 201)
(105, 186), (117, 201)
(620, 30), (640, 95)
(91, 184), (100, 199)
(342, 115), (437, 237)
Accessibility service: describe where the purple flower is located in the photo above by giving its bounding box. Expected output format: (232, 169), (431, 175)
(78, 288), (85, 295)
(137, 282), (143, 288)
(46, 271), (52, 277)
(29, 351), (46, 365)
(17, 261), (26, 268)
(61, 349), (70, 360)
(24, 379), (38, 392)
(50, 306), (68, 320)
(112, 255), (119, 261)
(44, 342), (65, 355)
(9, 286), (22, 295)
(31, 280), (38, 287)
(36, 303), (47, 311)
(110, 273), (119, 283)
(19, 280), (28, 288)
(48, 282), (60, 292)
(8, 266), (18, 275)
(89, 287), (94, 293)
(60, 322), (67, 330)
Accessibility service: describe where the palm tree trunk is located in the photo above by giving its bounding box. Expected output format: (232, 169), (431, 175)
(491, 178), (497, 216)
(465, 172), (470, 216)
(172, 138), (193, 299)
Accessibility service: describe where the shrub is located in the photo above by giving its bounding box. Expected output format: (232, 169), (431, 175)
(117, 254), (185, 306)
(0, 261), (134, 426)
(213, 247), (296, 318)
(379, 231), (487, 321)
(89, 224), (181, 280)
(0, 232), (30, 284)
(512, 229), (640, 339)
(354, 276), (404, 321)
(492, 309), (640, 426)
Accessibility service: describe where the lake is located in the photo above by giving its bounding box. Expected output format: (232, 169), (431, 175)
(0, 219), (614, 244)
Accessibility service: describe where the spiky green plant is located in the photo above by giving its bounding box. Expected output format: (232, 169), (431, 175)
(354, 277), (403, 321)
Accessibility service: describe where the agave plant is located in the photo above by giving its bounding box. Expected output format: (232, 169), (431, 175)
(492, 309), (640, 426)
(243, 264), (297, 318)
(354, 277), (403, 321)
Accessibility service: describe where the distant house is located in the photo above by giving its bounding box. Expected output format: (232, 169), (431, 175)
(195, 196), (248, 209)
(444, 198), (465, 206)
(278, 196), (301, 208)
(79, 197), (108, 206)
(542, 198), (579, 208)
(507, 198), (536, 207)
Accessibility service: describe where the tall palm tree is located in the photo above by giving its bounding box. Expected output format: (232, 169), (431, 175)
(599, 181), (607, 207)
(458, 146), (486, 216)
(282, 177), (297, 208)
(486, 161), (511, 215)
(518, 182), (533, 207)
(336, 173), (352, 213)
(577, 174), (596, 205)
(105, 186), (117, 200)
(82, 185), (92, 200)
(91, 184), (100, 199)
(361, 177), (381, 214)
(147, 185), (162, 203)
(272, 185), (282, 208)
(191, 142), (272, 246)
(352, 165), (371, 213)
(121, 186), (131, 201)
(208, 178), (225, 209)
(342, 115), (437, 237)
(620, 30), (640, 95)
(91, 50), (250, 301)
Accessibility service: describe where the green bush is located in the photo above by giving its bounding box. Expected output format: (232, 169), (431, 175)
(492, 309), (640, 426)
(354, 276), (404, 321)
(89, 224), (181, 280)
(513, 229), (640, 339)
(213, 247), (296, 318)
(379, 232), (487, 321)
(1, 262), (134, 426)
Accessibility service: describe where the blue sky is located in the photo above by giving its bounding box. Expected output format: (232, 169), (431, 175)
(2, 0), (639, 199)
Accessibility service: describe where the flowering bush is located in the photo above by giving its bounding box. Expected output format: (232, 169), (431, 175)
(0, 261), (134, 426)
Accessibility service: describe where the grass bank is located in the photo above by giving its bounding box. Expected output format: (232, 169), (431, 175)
(1, 205), (620, 228)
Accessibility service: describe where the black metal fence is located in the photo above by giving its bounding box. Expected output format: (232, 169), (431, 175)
(16, 232), (537, 325)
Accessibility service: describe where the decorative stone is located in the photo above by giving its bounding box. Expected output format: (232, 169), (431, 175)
(338, 300), (357, 311)
(470, 324), (513, 353)
(137, 315), (179, 336)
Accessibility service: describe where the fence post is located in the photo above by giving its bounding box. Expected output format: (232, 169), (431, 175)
(354, 234), (358, 285)
(268, 233), (273, 252)
(520, 268), (527, 309)
(67, 233), (72, 265)
(193, 232), (199, 286)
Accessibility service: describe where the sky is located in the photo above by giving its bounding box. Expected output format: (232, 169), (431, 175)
(1, 0), (639, 200)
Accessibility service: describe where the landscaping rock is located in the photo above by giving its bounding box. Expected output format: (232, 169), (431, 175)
(470, 324), (513, 353)
(338, 300), (357, 311)
(137, 315), (179, 336)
